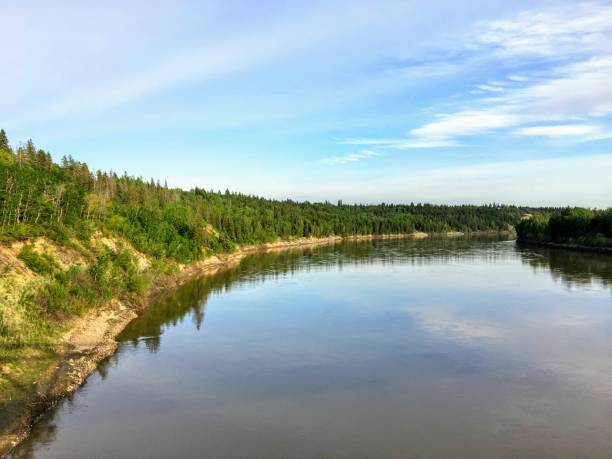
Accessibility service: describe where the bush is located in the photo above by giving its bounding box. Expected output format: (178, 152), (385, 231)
(42, 282), (70, 314)
(125, 271), (150, 295)
(73, 219), (95, 242)
(150, 258), (179, 276)
(17, 245), (60, 275)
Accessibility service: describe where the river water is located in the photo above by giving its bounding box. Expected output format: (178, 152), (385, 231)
(11, 237), (612, 458)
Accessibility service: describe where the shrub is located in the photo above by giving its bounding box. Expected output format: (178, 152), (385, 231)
(150, 258), (179, 276)
(17, 245), (60, 275)
(125, 271), (150, 295)
(43, 282), (70, 314)
(73, 219), (95, 242)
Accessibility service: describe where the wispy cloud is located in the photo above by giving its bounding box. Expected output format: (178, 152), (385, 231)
(477, 84), (505, 93)
(25, 22), (329, 122)
(5, 2), (407, 127)
(388, 3), (612, 145)
(410, 111), (521, 139)
(473, 2), (612, 58)
(406, 56), (612, 143)
(508, 75), (529, 82)
(335, 138), (457, 149)
(336, 3), (612, 150)
(514, 124), (612, 140)
(335, 138), (405, 146)
(319, 149), (382, 165)
(391, 139), (458, 149)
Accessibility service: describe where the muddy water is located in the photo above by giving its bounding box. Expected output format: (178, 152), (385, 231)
(11, 238), (612, 458)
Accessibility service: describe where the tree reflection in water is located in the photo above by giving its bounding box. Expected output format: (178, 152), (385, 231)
(518, 245), (612, 291)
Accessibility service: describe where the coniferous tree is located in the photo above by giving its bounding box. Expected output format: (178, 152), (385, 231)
(0, 129), (9, 150)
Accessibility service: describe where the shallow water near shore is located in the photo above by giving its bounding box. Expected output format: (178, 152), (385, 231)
(11, 237), (612, 458)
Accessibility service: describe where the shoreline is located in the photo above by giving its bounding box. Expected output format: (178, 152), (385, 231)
(0, 230), (510, 456)
(516, 238), (612, 255)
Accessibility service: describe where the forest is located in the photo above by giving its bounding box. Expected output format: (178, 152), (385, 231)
(0, 129), (529, 263)
(516, 207), (612, 248)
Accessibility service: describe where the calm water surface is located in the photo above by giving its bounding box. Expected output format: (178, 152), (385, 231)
(12, 238), (612, 458)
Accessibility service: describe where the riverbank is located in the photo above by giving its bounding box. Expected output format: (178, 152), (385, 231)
(517, 238), (612, 255)
(0, 230), (510, 456)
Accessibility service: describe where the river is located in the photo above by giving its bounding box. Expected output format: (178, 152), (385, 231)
(11, 237), (612, 458)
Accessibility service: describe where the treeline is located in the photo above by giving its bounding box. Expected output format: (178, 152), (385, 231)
(516, 208), (612, 248)
(1, 130), (530, 262)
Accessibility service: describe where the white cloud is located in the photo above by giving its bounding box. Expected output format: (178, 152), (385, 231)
(478, 84), (505, 92)
(319, 149), (382, 166)
(510, 57), (612, 118)
(474, 2), (612, 57)
(327, 2), (612, 170)
(406, 56), (612, 142)
(339, 50), (612, 147)
(410, 110), (521, 139)
(401, 3), (612, 144)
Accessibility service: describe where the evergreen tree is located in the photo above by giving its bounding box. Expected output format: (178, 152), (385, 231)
(0, 129), (9, 151)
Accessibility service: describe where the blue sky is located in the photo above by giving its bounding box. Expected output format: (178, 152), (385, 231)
(1, 0), (611, 206)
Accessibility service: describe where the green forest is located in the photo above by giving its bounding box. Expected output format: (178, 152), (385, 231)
(0, 129), (528, 262)
(516, 208), (612, 248)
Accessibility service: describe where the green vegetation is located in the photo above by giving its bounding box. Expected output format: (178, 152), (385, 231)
(1, 131), (526, 251)
(17, 245), (60, 276)
(517, 208), (612, 248)
(35, 246), (149, 319)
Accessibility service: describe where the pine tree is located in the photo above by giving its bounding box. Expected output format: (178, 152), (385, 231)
(0, 129), (9, 151)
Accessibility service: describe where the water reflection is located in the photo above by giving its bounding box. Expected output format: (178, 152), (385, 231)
(120, 236), (520, 350)
(518, 244), (612, 290)
(122, 237), (612, 361)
